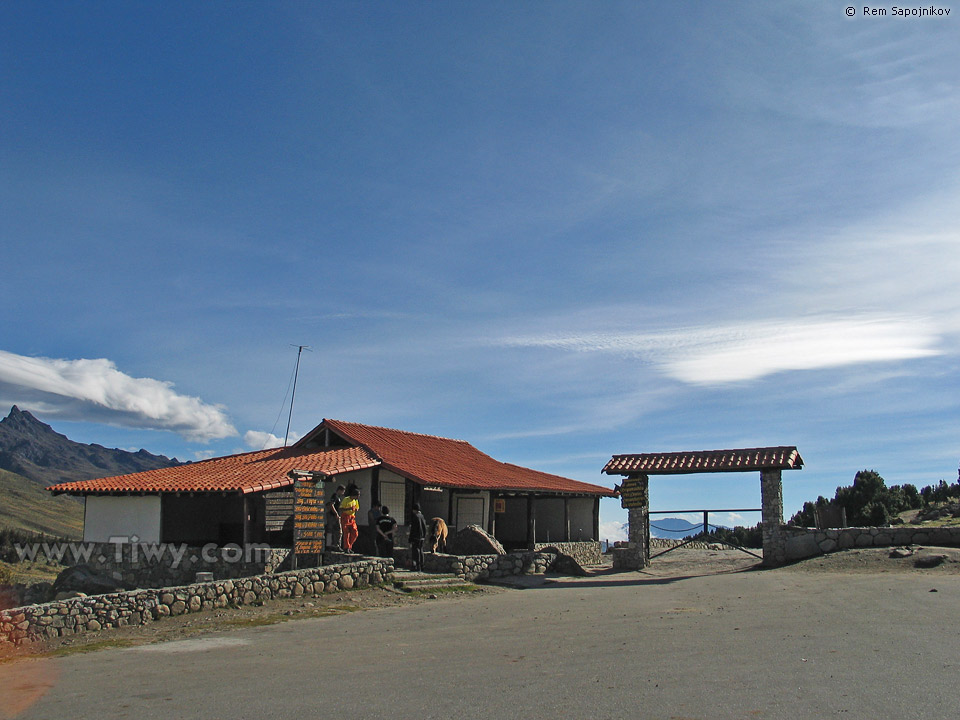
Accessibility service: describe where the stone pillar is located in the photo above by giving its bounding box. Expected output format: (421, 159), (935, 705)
(613, 474), (649, 571)
(760, 469), (785, 566)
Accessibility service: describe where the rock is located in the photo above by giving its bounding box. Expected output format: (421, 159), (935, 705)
(53, 591), (88, 601)
(537, 547), (588, 577)
(447, 525), (506, 556)
(51, 565), (122, 597)
(889, 547), (914, 558)
(915, 554), (948, 569)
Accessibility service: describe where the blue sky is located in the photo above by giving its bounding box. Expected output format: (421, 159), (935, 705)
(3, 2), (959, 540)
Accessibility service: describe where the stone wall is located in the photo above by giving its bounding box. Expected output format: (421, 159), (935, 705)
(649, 537), (729, 551)
(76, 542), (292, 589)
(0, 583), (51, 611)
(780, 525), (960, 563)
(0, 557), (392, 646)
(422, 551), (560, 581)
(532, 541), (601, 566)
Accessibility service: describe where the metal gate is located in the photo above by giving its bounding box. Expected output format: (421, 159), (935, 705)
(649, 508), (762, 560)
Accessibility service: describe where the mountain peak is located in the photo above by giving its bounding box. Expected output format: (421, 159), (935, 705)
(0, 405), (180, 486)
(1, 404), (60, 437)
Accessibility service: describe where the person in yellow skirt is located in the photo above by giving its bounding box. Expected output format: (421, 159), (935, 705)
(339, 485), (361, 553)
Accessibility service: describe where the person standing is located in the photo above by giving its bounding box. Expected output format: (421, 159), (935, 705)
(366, 502), (383, 555)
(339, 485), (361, 553)
(325, 485), (345, 551)
(408, 502), (427, 571)
(375, 505), (398, 559)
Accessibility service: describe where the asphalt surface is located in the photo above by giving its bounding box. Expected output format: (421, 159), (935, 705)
(4, 562), (959, 720)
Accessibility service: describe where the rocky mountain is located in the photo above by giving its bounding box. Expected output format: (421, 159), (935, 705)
(0, 406), (181, 487)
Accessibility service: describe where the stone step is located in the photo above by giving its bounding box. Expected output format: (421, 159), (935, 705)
(391, 571), (471, 592)
(391, 571), (459, 581)
(397, 577), (467, 588)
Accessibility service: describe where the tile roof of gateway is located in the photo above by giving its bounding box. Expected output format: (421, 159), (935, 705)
(48, 420), (615, 497)
(603, 447), (803, 476)
(300, 419), (616, 496)
(47, 445), (380, 495)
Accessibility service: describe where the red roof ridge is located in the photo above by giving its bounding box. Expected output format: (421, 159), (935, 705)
(323, 418), (471, 444)
(609, 445), (798, 457)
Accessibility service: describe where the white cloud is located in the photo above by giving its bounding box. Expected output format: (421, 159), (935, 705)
(499, 314), (940, 386)
(598, 520), (627, 543)
(0, 350), (236, 442)
(714, 512), (758, 528)
(243, 429), (301, 450)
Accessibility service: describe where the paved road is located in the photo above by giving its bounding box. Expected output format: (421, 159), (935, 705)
(4, 565), (959, 720)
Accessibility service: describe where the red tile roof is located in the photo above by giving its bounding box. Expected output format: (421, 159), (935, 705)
(603, 447), (803, 476)
(48, 446), (380, 495)
(305, 419), (615, 496)
(49, 420), (615, 497)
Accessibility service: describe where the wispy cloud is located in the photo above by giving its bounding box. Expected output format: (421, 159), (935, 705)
(498, 314), (940, 386)
(0, 350), (236, 442)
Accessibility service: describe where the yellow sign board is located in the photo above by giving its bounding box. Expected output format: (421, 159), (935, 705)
(619, 479), (646, 509)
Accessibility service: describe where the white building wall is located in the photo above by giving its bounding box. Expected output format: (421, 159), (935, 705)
(83, 495), (162, 543)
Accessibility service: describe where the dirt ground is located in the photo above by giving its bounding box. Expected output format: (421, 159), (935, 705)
(4, 544), (959, 664)
(0, 581), (498, 663)
(640, 543), (960, 576)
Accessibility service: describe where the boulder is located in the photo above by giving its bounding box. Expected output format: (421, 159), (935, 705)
(538, 547), (589, 577)
(51, 564), (122, 597)
(915, 554), (949, 569)
(447, 525), (506, 556)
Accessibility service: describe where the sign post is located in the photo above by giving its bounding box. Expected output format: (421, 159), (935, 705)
(619, 478), (647, 509)
(291, 471), (328, 569)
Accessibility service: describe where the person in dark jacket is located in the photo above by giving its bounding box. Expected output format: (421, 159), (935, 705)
(325, 485), (345, 551)
(376, 506), (398, 559)
(408, 502), (427, 571)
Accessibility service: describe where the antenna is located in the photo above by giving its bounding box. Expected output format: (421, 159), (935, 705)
(285, 345), (311, 447)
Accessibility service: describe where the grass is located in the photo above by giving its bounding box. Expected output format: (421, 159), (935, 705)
(402, 584), (481, 596)
(0, 637), (144, 664)
(0, 559), (64, 585)
(897, 505), (960, 528)
(0, 469), (83, 538)
(218, 604), (364, 628)
(43, 638), (143, 657)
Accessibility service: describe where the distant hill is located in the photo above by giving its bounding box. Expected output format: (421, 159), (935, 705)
(649, 517), (728, 538)
(0, 405), (181, 487)
(608, 517), (730, 541)
(0, 468), (83, 538)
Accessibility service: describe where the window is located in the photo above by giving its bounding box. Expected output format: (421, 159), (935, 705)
(380, 481), (405, 525)
(456, 496), (485, 530)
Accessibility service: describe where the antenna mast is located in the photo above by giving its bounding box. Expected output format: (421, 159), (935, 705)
(285, 345), (311, 447)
